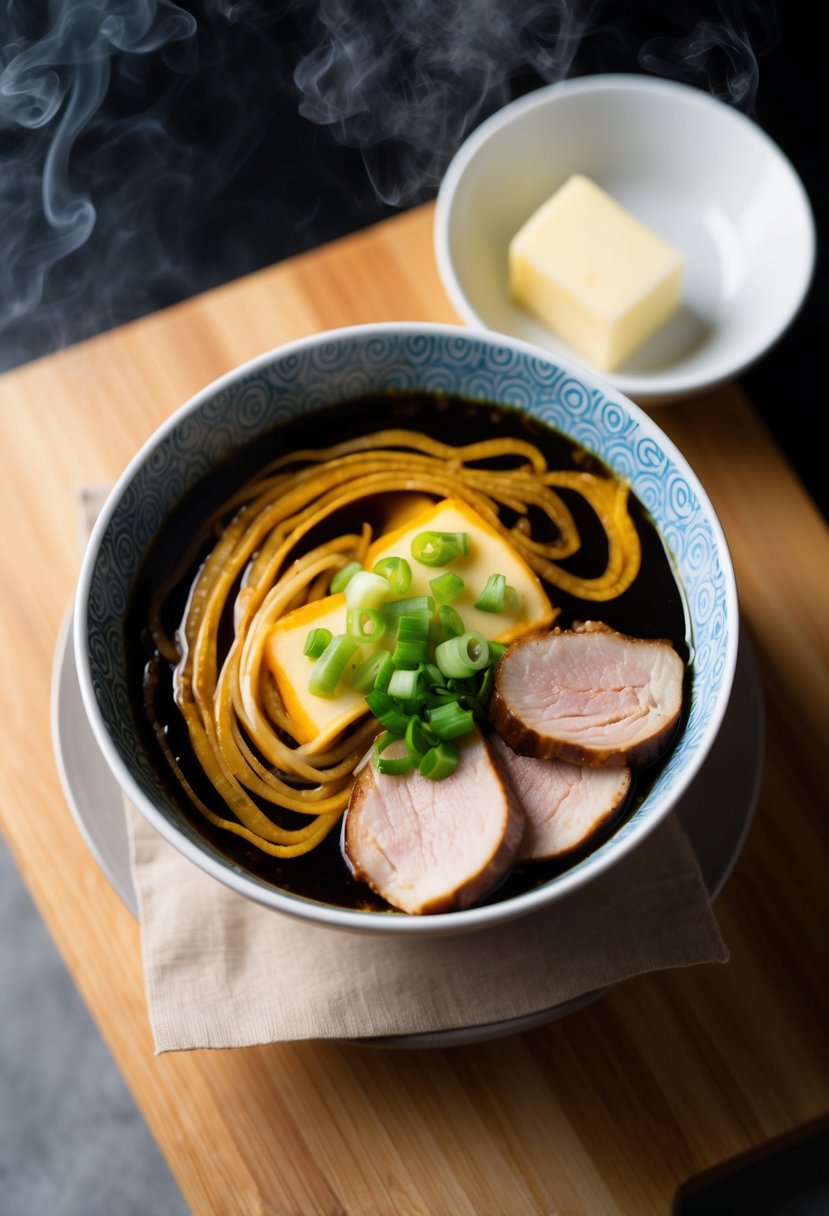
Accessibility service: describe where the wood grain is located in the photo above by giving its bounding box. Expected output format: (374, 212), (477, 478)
(1, 202), (827, 1216)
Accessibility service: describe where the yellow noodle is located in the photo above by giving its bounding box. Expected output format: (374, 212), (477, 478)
(154, 425), (642, 859)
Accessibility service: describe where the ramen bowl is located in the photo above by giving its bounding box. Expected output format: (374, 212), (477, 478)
(434, 73), (816, 405)
(75, 322), (738, 936)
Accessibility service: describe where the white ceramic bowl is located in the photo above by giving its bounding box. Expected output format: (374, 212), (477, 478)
(75, 321), (739, 936)
(434, 73), (816, 405)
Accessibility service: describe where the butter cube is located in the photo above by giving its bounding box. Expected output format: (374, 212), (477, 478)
(265, 594), (367, 751)
(509, 174), (685, 372)
(365, 498), (556, 646)
(264, 497), (556, 750)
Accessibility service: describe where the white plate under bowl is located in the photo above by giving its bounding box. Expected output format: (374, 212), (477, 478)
(51, 606), (765, 1049)
(434, 73), (816, 405)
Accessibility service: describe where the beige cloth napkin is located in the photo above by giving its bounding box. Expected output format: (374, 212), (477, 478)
(79, 487), (727, 1052)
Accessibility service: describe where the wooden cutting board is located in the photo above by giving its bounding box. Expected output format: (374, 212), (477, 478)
(1, 203), (827, 1215)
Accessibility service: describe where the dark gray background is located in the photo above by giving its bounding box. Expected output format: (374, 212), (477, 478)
(1, 0), (825, 513)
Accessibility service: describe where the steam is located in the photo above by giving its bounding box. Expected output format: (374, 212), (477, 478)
(1, 2), (196, 341)
(292, 0), (600, 205)
(0, 0), (780, 373)
(638, 0), (780, 115)
(0, 0), (288, 366)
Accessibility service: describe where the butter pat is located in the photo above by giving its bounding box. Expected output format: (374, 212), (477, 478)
(509, 174), (685, 371)
(264, 497), (556, 750)
(365, 498), (556, 646)
(265, 595), (367, 751)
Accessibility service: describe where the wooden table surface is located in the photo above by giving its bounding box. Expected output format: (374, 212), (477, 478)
(1, 202), (827, 1215)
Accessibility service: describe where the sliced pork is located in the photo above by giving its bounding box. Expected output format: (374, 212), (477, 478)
(488, 734), (631, 861)
(489, 621), (684, 768)
(342, 728), (525, 915)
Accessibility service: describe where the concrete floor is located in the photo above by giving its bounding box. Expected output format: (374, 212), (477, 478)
(0, 839), (188, 1216)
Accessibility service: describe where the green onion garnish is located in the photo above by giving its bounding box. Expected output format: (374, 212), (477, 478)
(411, 530), (469, 567)
(372, 556), (412, 596)
(438, 604), (465, 638)
(344, 570), (389, 611)
(426, 688), (459, 707)
(427, 701), (475, 741)
(419, 740), (460, 781)
(429, 571), (464, 603)
(474, 572), (506, 613)
(387, 667), (421, 701)
(348, 650), (394, 694)
(434, 630), (490, 679)
(382, 594), (435, 621)
(303, 627), (332, 659)
(392, 612), (429, 667)
(374, 732), (414, 776)
(308, 633), (359, 698)
(424, 662), (445, 688)
(504, 585), (520, 613)
(346, 607), (386, 644)
(372, 651), (395, 692)
(329, 561), (362, 594)
(476, 665), (495, 705)
(405, 714), (435, 760)
(320, 550), (512, 780)
(365, 690), (411, 735)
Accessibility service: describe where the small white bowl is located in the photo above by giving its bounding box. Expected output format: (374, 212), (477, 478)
(434, 73), (816, 405)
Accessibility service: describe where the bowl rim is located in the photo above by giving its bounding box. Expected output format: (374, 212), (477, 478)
(433, 71), (817, 404)
(74, 319), (740, 936)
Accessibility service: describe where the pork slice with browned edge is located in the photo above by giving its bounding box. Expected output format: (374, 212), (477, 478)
(488, 734), (631, 861)
(489, 621), (684, 768)
(342, 727), (525, 915)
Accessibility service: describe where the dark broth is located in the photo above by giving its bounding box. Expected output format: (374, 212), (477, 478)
(127, 390), (691, 913)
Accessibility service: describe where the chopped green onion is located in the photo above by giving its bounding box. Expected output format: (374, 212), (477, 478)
(504, 584), (521, 613)
(348, 650), (394, 694)
(392, 613), (429, 667)
(365, 690), (411, 735)
(382, 594), (435, 621)
(429, 571), (464, 603)
(445, 676), (471, 694)
(303, 627), (332, 659)
(374, 732), (414, 776)
(405, 714), (435, 760)
(427, 701), (475, 740)
(426, 687), (460, 707)
(388, 667), (421, 701)
(346, 607), (386, 644)
(446, 676), (474, 697)
(487, 641), (508, 663)
(344, 570), (389, 611)
(419, 740), (460, 781)
(434, 630), (490, 679)
(476, 665), (495, 705)
(329, 561), (362, 594)
(424, 662), (445, 688)
(438, 604), (465, 638)
(372, 651), (396, 692)
(372, 556), (412, 596)
(411, 530), (469, 567)
(474, 572), (506, 613)
(308, 634), (359, 698)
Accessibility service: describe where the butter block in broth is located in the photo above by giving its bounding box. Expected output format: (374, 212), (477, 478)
(365, 497), (556, 645)
(264, 594), (364, 750)
(264, 497), (556, 750)
(509, 174), (685, 372)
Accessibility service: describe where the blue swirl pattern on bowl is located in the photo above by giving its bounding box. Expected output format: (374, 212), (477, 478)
(82, 327), (731, 905)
